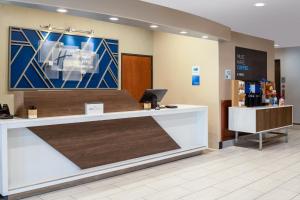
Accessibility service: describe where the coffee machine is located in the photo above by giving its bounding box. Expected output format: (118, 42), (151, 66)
(0, 104), (13, 119)
(244, 82), (263, 107)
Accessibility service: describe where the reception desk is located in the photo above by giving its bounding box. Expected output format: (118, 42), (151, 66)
(229, 105), (293, 150)
(0, 105), (208, 199)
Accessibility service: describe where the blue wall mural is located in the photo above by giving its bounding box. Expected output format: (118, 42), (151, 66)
(9, 27), (119, 90)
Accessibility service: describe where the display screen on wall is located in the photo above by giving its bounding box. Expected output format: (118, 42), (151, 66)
(235, 47), (267, 81)
(9, 26), (119, 90)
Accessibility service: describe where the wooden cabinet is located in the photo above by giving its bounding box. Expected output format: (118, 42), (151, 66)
(256, 107), (293, 132)
(229, 106), (293, 133)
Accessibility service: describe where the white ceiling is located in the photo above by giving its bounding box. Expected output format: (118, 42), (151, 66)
(142, 0), (300, 48)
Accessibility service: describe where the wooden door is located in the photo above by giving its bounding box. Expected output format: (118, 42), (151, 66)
(121, 54), (152, 102)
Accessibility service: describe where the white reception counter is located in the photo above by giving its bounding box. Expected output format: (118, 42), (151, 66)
(0, 105), (208, 198)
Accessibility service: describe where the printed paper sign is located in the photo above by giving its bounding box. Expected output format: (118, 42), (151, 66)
(192, 66), (200, 86)
(225, 69), (232, 80)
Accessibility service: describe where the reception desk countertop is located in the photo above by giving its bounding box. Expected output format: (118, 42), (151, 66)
(0, 104), (208, 199)
(0, 105), (207, 128)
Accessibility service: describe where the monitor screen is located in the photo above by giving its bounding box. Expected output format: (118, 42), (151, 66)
(236, 47), (267, 81)
(139, 89), (168, 103)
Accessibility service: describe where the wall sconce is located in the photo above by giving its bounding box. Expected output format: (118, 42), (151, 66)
(40, 24), (52, 31)
(40, 24), (95, 37)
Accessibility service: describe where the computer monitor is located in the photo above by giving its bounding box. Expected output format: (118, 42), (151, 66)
(140, 89), (168, 109)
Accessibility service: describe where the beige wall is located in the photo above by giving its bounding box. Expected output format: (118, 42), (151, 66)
(153, 32), (220, 148)
(0, 4), (153, 112)
(219, 31), (275, 100)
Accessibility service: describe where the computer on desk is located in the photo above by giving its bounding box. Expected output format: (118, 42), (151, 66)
(140, 89), (167, 109)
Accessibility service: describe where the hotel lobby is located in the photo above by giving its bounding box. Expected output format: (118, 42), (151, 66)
(0, 0), (299, 199)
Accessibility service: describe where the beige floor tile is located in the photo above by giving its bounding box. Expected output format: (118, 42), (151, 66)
(267, 169), (299, 182)
(245, 177), (284, 193)
(218, 188), (263, 200)
(108, 186), (156, 200)
(40, 186), (89, 200)
(112, 175), (156, 190)
(206, 168), (244, 181)
(257, 162), (287, 173)
(281, 175), (300, 193)
(238, 169), (272, 182)
(287, 162), (300, 173)
(292, 195), (300, 200)
(145, 176), (187, 191)
(143, 186), (191, 200)
(180, 187), (228, 200)
(83, 176), (127, 190)
(181, 177), (219, 192)
(214, 177), (253, 192)
(71, 184), (122, 200)
(228, 162), (260, 174)
(176, 167), (213, 180)
(256, 189), (298, 200)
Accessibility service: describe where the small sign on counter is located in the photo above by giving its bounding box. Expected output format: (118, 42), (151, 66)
(85, 102), (104, 115)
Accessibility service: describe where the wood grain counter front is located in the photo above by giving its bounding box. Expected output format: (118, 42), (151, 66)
(256, 106), (293, 132)
(30, 117), (180, 169)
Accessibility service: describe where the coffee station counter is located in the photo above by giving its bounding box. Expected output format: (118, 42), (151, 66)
(229, 105), (293, 150)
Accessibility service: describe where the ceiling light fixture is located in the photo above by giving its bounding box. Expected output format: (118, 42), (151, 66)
(40, 24), (53, 31)
(109, 17), (119, 21)
(56, 8), (68, 13)
(254, 2), (265, 7)
(150, 25), (159, 29)
(202, 35), (209, 39)
(180, 31), (188, 34)
(274, 44), (280, 48)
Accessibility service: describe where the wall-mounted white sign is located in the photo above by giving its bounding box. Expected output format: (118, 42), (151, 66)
(225, 69), (232, 80)
(192, 66), (200, 86)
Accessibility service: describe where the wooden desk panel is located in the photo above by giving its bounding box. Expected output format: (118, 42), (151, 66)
(30, 117), (180, 169)
(14, 90), (142, 118)
(256, 107), (293, 132)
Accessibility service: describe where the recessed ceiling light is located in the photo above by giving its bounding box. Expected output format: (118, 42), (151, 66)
(180, 31), (188, 34)
(202, 35), (209, 39)
(56, 8), (68, 13)
(254, 2), (265, 7)
(274, 44), (280, 48)
(150, 25), (159, 29)
(109, 17), (119, 21)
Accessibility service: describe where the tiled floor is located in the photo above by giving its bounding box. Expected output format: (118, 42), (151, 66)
(22, 126), (300, 200)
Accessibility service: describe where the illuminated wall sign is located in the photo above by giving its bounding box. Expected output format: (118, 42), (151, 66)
(235, 47), (267, 81)
(9, 27), (119, 90)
